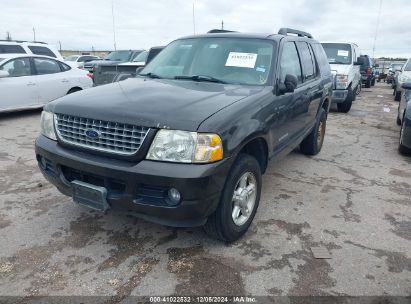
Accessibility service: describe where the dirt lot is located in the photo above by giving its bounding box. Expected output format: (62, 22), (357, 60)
(0, 83), (410, 301)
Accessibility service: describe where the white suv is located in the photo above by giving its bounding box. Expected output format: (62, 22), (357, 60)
(321, 42), (362, 113)
(0, 40), (63, 60)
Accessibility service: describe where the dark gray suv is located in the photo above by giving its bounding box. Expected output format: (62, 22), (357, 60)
(35, 28), (333, 242)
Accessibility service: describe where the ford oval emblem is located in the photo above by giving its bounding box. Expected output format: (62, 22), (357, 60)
(85, 129), (100, 139)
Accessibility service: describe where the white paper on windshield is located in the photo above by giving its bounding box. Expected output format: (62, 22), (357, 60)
(337, 50), (349, 57)
(225, 52), (258, 68)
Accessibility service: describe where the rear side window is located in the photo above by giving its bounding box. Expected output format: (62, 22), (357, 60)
(34, 58), (61, 74)
(59, 62), (71, 71)
(28, 46), (56, 58)
(311, 43), (331, 77)
(296, 42), (316, 81)
(0, 44), (26, 54)
(279, 42), (303, 84)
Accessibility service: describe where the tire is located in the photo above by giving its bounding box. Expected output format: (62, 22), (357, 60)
(371, 78), (376, 86)
(355, 83), (362, 95)
(300, 108), (327, 155)
(67, 88), (82, 95)
(397, 109), (402, 126)
(204, 154), (262, 242)
(395, 90), (401, 102)
(365, 79), (371, 88)
(399, 114), (411, 155)
(337, 87), (353, 113)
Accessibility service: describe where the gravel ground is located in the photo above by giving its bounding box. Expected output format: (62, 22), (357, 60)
(0, 83), (410, 301)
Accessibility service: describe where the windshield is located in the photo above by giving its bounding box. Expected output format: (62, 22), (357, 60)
(65, 55), (79, 61)
(105, 51), (133, 61)
(391, 64), (403, 70)
(322, 43), (352, 65)
(133, 51), (148, 62)
(141, 38), (274, 85)
(404, 60), (411, 71)
(0, 58), (4, 63)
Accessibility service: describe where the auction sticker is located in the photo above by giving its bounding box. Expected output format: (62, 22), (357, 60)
(225, 52), (258, 68)
(337, 50), (349, 57)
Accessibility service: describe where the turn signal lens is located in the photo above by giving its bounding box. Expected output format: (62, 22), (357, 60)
(194, 134), (223, 163)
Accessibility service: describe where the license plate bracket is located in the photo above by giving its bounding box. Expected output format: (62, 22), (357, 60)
(71, 180), (109, 212)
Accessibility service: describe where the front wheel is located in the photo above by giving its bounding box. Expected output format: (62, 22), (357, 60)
(337, 87), (353, 113)
(300, 108), (327, 155)
(204, 154), (261, 242)
(399, 114), (411, 155)
(395, 90), (402, 102)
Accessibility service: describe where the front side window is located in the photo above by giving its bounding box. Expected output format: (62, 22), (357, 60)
(321, 43), (352, 65)
(142, 38), (274, 86)
(404, 60), (411, 71)
(0, 57), (32, 77)
(279, 42), (303, 84)
(133, 51), (148, 62)
(34, 58), (61, 74)
(28, 46), (57, 58)
(105, 51), (133, 61)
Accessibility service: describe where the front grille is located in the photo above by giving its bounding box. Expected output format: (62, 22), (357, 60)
(55, 114), (150, 155)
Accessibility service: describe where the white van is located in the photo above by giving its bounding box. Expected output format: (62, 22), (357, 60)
(0, 40), (63, 60)
(321, 42), (362, 113)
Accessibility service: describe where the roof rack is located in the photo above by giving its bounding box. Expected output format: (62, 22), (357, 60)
(278, 28), (313, 39)
(207, 29), (238, 34)
(0, 39), (47, 44)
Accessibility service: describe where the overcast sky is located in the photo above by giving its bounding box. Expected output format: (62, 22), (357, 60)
(1, 0), (410, 58)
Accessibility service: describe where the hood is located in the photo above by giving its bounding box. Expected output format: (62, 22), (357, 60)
(85, 59), (119, 67)
(118, 61), (145, 66)
(45, 77), (265, 131)
(330, 64), (351, 76)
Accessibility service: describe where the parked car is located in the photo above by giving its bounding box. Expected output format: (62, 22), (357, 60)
(397, 82), (411, 155)
(387, 63), (404, 85)
(83, 50), (144, 72)
(394, 59), (411, 101)
(0, 54), (93, 113)
(64, 55), (101, 69)
(35, 28), (333, 242)
(93, 46), (164, 86)
(358, 55), (377, 88)
(321, 42), (362, 113)
(0, 40), (63, 60)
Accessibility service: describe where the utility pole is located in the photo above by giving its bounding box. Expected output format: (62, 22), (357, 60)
(6, 31), (12, 41)
(111, 0), (117, 50)
(58, 41), (62, 51)
(33, 27), (36, 41)
(192, 1), (196, 34)
(221, 20), (224, 30)
(372, 0), (383, 59)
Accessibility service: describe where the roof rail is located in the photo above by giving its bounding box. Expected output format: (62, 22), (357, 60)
(0, 39), (47, 44)
(207, 29), (238, 34)
(278, 28), (313, 39)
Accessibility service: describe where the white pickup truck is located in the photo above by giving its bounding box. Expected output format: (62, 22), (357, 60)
(321, 42), (362, 113)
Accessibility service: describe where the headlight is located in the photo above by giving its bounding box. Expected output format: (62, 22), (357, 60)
(335, 74), (349, 89)
(399, 75), (411, 83)
(40, 111), (57, 140)
(147, 130), (223, 163)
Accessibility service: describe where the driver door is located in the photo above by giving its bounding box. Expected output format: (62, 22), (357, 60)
(0, 57), (39, 112)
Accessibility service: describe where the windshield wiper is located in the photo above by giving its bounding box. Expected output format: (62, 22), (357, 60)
(174, 75), (227, 84)
(140, 72), (162, 79)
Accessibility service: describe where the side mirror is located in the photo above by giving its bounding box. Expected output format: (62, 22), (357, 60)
(279, 74), (298, 94)
(354, 61), (362, 66)
(135, 67), (144, 74)
(0, 70), (9, 78)
(374, 64), (379, 68)
(401, 82), (411, 90)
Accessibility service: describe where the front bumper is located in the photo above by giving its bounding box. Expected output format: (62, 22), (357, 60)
(332, 89), (348, 103)
(35, 135), (232, 227)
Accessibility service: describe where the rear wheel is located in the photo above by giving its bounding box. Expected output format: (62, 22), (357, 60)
(371, 78), (376, 86)
(204, 154), (261, 242)
(365, 79), (371, 88)
(300, 108), (327, 155)
(337, 87), (353, 113)
(397, 108), (402, 126)
(395, 90), (402, 102)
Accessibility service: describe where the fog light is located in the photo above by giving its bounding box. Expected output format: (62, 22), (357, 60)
(168, 188), (181, 205)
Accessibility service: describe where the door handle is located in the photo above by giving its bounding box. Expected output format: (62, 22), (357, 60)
(61, 79), (69, 83)
(26, 82), (36, 86)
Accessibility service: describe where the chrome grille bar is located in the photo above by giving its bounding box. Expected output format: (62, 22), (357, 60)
(54, 113), (150, 155)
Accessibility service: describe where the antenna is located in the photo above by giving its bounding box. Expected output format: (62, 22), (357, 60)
(111, 0), (117, 50)
(372, 0), (383, 58)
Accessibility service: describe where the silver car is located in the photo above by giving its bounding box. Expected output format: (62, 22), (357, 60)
(394, 58), (411, 102)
